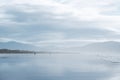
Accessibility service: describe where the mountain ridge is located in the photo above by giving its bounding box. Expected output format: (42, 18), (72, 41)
(66, 41), (120, 53)
(0, 41), (39, 50)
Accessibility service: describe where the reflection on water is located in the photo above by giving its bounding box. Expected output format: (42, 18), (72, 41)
(0, 53), (120, 80)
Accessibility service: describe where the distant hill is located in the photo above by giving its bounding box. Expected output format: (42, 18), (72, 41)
(67, 41), (120, 53)
(0, 41), (39, 51)
(1, 41), (120, 53)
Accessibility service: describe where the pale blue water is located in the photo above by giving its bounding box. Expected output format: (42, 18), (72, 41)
(0, 53), (120, 80)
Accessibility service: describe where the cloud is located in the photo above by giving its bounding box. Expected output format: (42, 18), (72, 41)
(1, 0), (120, 47)
(107, 75), (120, 80)
(0, 37), (13, 42)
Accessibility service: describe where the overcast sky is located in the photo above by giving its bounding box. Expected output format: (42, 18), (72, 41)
(0, 0), (120, 47)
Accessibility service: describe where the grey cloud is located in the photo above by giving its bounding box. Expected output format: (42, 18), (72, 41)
(0, 4), (120, 44)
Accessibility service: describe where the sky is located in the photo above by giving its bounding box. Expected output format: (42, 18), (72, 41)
(0, 0), (120, 48)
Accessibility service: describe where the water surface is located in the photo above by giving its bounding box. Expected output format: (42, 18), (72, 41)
(0, 53), (120, 80)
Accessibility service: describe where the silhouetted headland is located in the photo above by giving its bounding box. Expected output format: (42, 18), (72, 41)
(0, 49), (35, 54)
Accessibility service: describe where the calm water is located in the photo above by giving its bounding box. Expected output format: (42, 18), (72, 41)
(0, 53), (120, 80)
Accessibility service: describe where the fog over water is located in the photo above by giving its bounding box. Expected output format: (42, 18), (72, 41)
(1, 0), (120, 80)
(0, 53), (120, 80)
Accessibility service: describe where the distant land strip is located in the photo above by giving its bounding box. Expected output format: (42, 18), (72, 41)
(0, 49), (64, 54)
